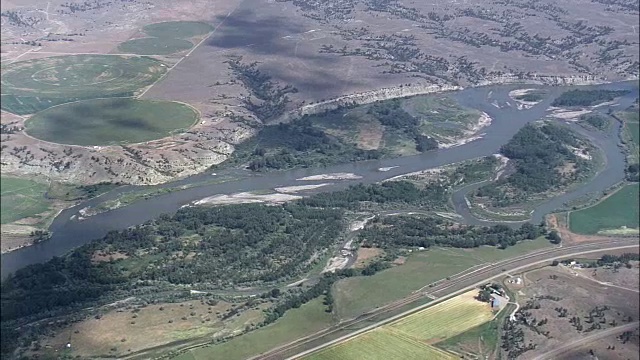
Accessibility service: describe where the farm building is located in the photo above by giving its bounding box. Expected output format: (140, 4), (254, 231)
(490, 297), (500, 308)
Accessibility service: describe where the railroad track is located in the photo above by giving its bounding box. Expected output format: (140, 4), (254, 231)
(253, 239), (638, 360)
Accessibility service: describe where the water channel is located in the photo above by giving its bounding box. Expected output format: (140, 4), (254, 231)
(2, 80), (637, 277)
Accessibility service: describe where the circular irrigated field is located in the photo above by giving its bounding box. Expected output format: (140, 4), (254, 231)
(25, 98), (198, 146)
(118, 37), (194, 55)
(1, 55), (166, 115)
(142, 21), (213, 39)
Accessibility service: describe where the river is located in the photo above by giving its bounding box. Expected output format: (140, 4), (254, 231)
(2, 81), (638, 277)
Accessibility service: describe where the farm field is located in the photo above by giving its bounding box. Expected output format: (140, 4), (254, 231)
(333, 237), (551, 320)
(25, 98), (198, 146)
(142, 21), (213, 39)
(304, 328), (458, 360)
(569, 183), (640, 235)
(388, 290), (494, 342)
(0, 55), (166, 115)
(118, 37), (194, 55)
(174, 297), (334, 360)
(0, 176), (51, 224)
(304, 290), (494, 360)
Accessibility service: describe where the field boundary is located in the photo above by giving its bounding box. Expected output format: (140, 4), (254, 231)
(286, 245), (640, 360)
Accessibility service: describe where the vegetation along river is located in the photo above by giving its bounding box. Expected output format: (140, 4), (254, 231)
(2, 81), (638, 277)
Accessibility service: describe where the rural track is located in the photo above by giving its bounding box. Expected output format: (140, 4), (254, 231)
(529, 322), (639, 360)
(249, 240), (638, 360)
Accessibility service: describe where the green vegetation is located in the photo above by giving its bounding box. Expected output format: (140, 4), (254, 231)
(142, 21), (213, 39)
(617, 104), (640, 181)
(389, 291), (493, 342)
(513, 90), (546, 102)
(180, 298), (333, 360)
(118, 37), (193, 55)
(579, 113), (610, 130)
(25, 98), (198, 146)
(305, 328), (457, 360)
(473, 122), (596, 207)
(569, 183), (639, 234)
(551, 89), (630, 107)
(1, 55), (165, 114)
(333, 237), (551, 319)
(0, 177), (50, 224)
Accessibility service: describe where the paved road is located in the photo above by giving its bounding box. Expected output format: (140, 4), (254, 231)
(529, 322), (640, 360)
(249, 240), (639, 360)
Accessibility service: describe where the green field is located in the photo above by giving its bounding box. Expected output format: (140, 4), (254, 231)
(306, 290), (493, 360)
(1, 55), (166, 114)
(404, 95), (482, 141)
(118, 37), (194, 55)
(333, 237), (551, 320)
(304, 328), (457, 360)
(627, 122), (640, 148)
(25, 98), (198, 146)
(1, 176), (51, 224)
(389, 291), (493, 342)
(569, 183), (640, 234)
(174, 297), (334, 360)
(142, 21), (213, 39)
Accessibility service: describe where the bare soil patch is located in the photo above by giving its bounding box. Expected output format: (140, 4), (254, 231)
(91, 251), (129, 264)
(352, 247), (385, 269)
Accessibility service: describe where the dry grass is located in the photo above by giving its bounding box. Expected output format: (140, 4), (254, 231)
(356, 121), (384, 150)
(35, 300), (267, 358)
(352, 247), (385, 269)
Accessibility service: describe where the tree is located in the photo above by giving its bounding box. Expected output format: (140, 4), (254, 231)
(547, 230), (561, 244)
(477, 289), (493, 302)
(270, 288), (281, 298)
(552, 260), (559, 266)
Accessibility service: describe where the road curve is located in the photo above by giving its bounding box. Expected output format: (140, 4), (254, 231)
(247, 240), (639, 360)
(529, 322), (639, 360)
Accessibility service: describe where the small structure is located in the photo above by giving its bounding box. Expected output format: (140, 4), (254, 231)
(490, 297), (501, 309)
(515, 277), (522, 285)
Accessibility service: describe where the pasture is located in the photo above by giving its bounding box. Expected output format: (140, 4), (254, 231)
(304, 328), (458, 360)
(569, 183), (640, 235)
(0, 176), (51, 224)
(175, 298), (334, 360)
(25, 98), (198, 146)
(332, 237), (551, 320)
(1, 55), (166, 114)
(142, 21), (213, 39)
(305, 290), (493, 360)
(118, 37), (194, 55)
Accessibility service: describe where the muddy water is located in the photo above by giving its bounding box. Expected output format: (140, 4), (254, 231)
(2, 81), (637, 277)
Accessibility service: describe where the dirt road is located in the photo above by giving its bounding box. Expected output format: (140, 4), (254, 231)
(529, 322), (639, 360)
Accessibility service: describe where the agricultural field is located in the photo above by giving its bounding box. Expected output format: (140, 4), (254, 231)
(118, 37), (194, 55)
(1, 55), (166, 115)
(304, 290), (494, 360)
(25, 98), (199, 146)
(304, 328), (458, 360)
(0, 176), (51, 225)
(333, 237), (551, 320)
(174, 298), (334, 360)
(142, 21), (213, 39)
(389, 290), (494, 342)
(118, 21), (213, 55)
(569, 184), (640, 235)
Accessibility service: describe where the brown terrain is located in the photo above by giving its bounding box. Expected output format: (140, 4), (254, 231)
(504, 264), (640, 360)
(1, 0), (639, 186)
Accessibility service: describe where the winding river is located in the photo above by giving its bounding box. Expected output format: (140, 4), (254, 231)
(2, 81), (638, 277)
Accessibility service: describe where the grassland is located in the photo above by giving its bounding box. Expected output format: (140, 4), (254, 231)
(1, 55), (166, 115)
(305, 290), (494, 360)
(35, 299), (267, 358)
(118, 37), (194, 55)
(304, 328), (458, 360)
(174, 298), (334, 360)
(142, 21), (213, 39)
(0, 176), (50, 224)
(333, 237), (551, 320)
(569, 183), (640, 235)
(25, 98), (198, 146)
